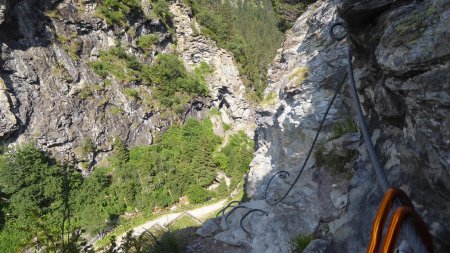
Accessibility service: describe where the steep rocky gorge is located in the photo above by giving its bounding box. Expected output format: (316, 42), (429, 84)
(0, 0), (449, 252)
(195, 0), (450, 252)
(0, 0), (255, 170)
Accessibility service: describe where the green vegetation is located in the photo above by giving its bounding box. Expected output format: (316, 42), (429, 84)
(262, 91), (279, 106)
(57, 33), (81, 61)
(314, 143), (356, 175)
(89, 46), (212, 112)
(314, 119), (358, 174)
(89, 45), (142, 84)
(149, 0), (174, 30)
(214, 131), (255, 189)
(96, 0), (141, 26)
(209, 107), (221, 116)
(121, 229), (185, 253)
(0, 118), (254, 251)
(185, 0), (284, 99)
(288, 66), (309, 88)
(78, 83), (104, 100)
(292, 233), (314, 253)
(123, 88), (140, 100)
(51, 63), (73, 82)
(141, 54), (211, 111)
(330, 119), (358, 140)
(272, 0), (316, 31)
(0, 144), (82, 252)
(168, 215), (201, 230)
(137, 34), (160, 52)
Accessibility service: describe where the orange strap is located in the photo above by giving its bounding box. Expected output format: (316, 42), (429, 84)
(367, 188), (433, 253)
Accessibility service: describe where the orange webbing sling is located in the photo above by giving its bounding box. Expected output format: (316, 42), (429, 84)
(367, 188), (434, 253)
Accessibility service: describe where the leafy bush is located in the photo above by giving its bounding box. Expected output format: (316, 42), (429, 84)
(96, 0), (141, 26)
(186, 185), (210, 204)
(149, 0), (173, 29)
(142, 54), (210, 110)
(89, 45), (142, 84)
(137, 34), (160, 52)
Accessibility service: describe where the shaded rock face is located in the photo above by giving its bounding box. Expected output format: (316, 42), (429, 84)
(196, 0), (449, 252)
(330, 0), (450, 252)
(0, 0), (255, 170)
(0, 0), (171, 167)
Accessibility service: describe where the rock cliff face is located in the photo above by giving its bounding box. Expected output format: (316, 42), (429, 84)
(0, 0), (255, 170)
(196, 0), (450, 252)
(170, 2), (256, 138)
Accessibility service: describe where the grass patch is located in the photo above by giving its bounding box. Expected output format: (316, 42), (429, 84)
(57, 33), (81, 61)
(124, 87), (140, 100)
(292, 233), (314, 253)
(51, 63), (73, 82)
(262, 91), (279, 106)
(209, 107), (221, 116)
(78, 83), (104, 100)
(288, 66), (309, 88)
(110, 105), (125, 116)
(168, 215), (201, 230)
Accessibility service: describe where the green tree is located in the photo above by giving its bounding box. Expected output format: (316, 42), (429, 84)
(110, 138), (129, 167)
(0, 144), (75, 252)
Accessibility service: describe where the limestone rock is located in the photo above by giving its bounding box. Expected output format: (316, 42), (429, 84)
(169, 2), (256, 138)
(0, 0), (7, 25)
(0, 0), (255, 171)
(0, 81), (18, 138)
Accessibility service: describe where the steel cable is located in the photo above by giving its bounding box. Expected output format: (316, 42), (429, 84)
(225, 205), (250, 225)
(264, 75), (346, 205)
(216, 201), (241, 218)
(329, 22), (429, 253)
(239, 209), (269, 235)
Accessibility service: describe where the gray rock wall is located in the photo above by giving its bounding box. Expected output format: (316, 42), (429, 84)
(0, 0), (255, 171)
(331, 0), (450, 251)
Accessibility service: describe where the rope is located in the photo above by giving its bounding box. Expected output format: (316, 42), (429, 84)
(264, 74), (346, 205)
